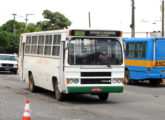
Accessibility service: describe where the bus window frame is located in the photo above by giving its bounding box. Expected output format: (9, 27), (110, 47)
(24, 34), (61, 58)
(125, 41), (147, 59)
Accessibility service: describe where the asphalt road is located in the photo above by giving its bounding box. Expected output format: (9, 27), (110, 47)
(0, 72), (165, 120)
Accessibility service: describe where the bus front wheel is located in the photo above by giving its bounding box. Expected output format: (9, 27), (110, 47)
(98, 93), (109, 101)
(29, 74), (37, 92)
(54, 81), (64, 101)
(125, 70), (132, 85)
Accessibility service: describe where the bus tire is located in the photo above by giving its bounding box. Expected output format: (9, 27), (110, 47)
(124, 70), (132, 85)
(98, 93), (109, 101)
(29, 74), (37, 92)
(149, 79), (162, 85)
(54, 81), (64, 101)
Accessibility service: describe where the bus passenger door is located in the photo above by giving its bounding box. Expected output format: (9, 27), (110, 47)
(59, 41), (65, 91)
(18, 36), (25, 81)
(155, 39), (165, 61)
(155, 39), (165, 78)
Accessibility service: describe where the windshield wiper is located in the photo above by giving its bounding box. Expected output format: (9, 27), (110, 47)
(107, 64), (111, 68)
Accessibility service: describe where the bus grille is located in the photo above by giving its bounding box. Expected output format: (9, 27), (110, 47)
(2, 64), (13, 67)
(81, 78), (111, 84)
(81, 72), (111, 77)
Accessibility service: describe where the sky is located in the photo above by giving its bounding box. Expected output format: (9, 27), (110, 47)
(0, 0), (162, 32)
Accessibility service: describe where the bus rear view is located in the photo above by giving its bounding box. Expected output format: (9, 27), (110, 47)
(124, 38), (165, 85)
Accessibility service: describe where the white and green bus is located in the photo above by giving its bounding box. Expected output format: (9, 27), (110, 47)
(18, 29), (124, 101)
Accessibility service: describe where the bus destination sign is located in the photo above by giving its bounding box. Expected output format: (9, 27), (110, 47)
(71, 30), (121, 37)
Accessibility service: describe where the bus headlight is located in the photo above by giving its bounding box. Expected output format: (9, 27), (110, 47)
(112, 78), (122, 83)
(0, 63), (2, 67)
(67, 78), (79, 84)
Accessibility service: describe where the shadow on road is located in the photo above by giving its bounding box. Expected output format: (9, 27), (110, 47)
(127, 81), (165, 88)
(65, 94), (112, 104)
(0, 71), (16, 75)
(33, 88), (119, 104)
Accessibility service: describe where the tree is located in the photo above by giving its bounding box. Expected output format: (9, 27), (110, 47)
(0, 20), (26, 34)
(0, 10), (72, 53)
(40, 10), (72, 30)
(27, 23), (42, 32)
(0, 20), (26, 53)
(36, 21), (51, 31)
(5, 33), (20, 54)
(0, 31), (10, 53)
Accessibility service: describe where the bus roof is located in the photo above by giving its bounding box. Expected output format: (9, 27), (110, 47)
(21, 29), (122, 36)
(123, 37), (165, 42)
(21, 29), (68, 36)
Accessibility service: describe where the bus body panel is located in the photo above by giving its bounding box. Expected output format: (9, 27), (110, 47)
(155, 39), (165, 60)
(64, 65), (124, 93)
(23, 56), (60, 91)
(124, 38), (165, 81)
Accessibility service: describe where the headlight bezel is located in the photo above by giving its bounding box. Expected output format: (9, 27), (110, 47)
(67, 78), (79, 84)
(112, 78), (122, 83)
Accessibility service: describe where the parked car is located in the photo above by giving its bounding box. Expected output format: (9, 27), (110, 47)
(0, 54), (18, 74)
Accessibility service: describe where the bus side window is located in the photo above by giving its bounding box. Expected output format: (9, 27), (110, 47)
(37, 35), (44, 55)
(123, 42), (126, 57)
(135, 42), (140, 58)
(31, 36), (38, 54)
(126, 42), (135, 58)
(135, 42), (146, 59)
(142, 42), (146, 58)
(52, 35), (61, 56)
(126, 43), (129, 57)
(44, 35), (52, 56)
(25, 36), (31, 54)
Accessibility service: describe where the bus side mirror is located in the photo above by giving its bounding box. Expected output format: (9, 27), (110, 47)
(65, 42), (70, 50)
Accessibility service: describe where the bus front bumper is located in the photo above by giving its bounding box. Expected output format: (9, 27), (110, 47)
(67, 86), (123, 93)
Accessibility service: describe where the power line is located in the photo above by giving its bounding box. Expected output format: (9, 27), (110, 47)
(131, 0), (135, 37)
(162, 0), (164, 37)
(88, 12), (91, 28)
(25, 14), (34, 28)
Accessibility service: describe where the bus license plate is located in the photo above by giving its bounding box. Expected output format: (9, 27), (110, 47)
(5, 68), (10, 70)
(92, 88), (102, 92)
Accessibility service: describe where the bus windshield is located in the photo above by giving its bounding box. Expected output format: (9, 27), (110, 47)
(68, 38), (123, 65)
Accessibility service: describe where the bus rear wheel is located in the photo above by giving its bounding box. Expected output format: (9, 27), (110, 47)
(124, 70), (132, 85)
(149, 79), (162, 85)
(29, 74), (37, 92)
(54, 81), (64, 101)
(98, 93), (109, 101)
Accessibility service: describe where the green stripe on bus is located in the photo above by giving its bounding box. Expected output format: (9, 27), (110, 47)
(67, 86), (123, 93)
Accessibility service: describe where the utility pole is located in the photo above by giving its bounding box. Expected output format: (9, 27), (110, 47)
(131, 0), (135, 37)
(12, 13), (17, 34)
(25, 14), (34, 28)
(162, 0), (164, 37)
(88, 12), (91, 28)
